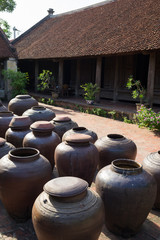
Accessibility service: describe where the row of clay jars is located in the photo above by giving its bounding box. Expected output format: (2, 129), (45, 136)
(0, 147), (52, 222)
(32, 176), (105, 240)
(0, 111), (16, 138)
(95, 159), (157, 237)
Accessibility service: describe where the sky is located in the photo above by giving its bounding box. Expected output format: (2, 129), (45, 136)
(0, 0), (104, 39)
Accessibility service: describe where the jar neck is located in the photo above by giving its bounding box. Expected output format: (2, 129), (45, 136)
(50, 190), (87, 203)
(32, 130), (52, 136)
(9, 148), (39, 162)
(111, 159), (142, 175)
(66, 141), (90, 147)
(107, 134), (125, 141)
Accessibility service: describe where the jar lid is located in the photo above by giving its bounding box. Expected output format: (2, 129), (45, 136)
(53, 116), (71, 122)
(31, 121), (54, 131)
(9, 116), (32, 128)
(16, 95), (32, 99)
(0, 137), (6, 146)
(44, 176), (88, 197)
(65, 134), (92, 143)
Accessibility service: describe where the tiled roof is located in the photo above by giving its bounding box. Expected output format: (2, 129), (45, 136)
(0, 28), (17, 59)
(13, 0), (160, 59)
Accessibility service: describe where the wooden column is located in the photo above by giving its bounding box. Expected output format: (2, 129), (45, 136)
(58, 59), (64, 95)
(95, 56), (102, 102)
(75, 59), (81, 96)
(147, 52), (156, 107)
(34, 60), (39, 93)
(113, 56), (119, 102)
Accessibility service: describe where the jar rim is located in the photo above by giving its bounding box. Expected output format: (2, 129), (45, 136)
(111, 159), (142, 174)
(9, 147), (39, 162)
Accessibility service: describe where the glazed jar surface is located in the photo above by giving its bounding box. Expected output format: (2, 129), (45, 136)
(5, 116), (31, 147)
(95, 159), (157, 237)
(23, 106), (55, 123)
(0, 137), (15, 159)
(143, 151), (160, 209)
(8, 94), (38, 115)
(0, 111), (15, 138)
(23, 121), (61, 169)
(55, 134), (99, 185)
(0, 147), (52, 222)
(95, 134), (137, 169)
(62, 126), (98, 143)
(32, 176), (104, 240)
(51, 116), (78, 139)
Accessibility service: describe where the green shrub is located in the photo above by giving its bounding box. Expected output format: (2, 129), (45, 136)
(135, 105), (160, 131)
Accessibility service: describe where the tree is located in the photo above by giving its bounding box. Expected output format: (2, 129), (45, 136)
(0, 0), (16, 38)
(0, 0), (16, 12)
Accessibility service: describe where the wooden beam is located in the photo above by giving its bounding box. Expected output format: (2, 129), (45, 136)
(58, 59), (64, 94)
(75, 59), (81, 96)
(113, 56), (119, 102)
(95, 56), (102, 102)
(35, 60), (39, 93)
(147, 52), (156, 107)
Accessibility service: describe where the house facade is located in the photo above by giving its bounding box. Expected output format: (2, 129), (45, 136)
(0, 28), (17, 99)
(12, 0), (160, 105)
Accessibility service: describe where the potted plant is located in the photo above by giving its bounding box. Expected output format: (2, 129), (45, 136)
(38, 70), (59, 98)
(126, 75), (148, 111)
(80, 83), (100, 105)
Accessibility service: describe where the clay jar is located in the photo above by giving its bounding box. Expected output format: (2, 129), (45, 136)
(5, 116), (32, 147)
(95, 134), (137, 169)
(0, 147), (52, 222)
(32, 176), (104, 240)
(55, 134), (99, 185)
(23, 121), (61, 169)
(62, 126), (98, 143)
(8, 94), (38, 115)
(143, 151), (160, 209)
(0, 138), (15, 159)
(0, 111), (15, 138)
(96, 159), (157, 237)
(23, 106), (56, 123)
(51, 116), (78, 139)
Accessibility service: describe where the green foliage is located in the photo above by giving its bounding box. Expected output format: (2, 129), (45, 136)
(81, 83), (100, 101)
(0, 18), (11, 38)
(108, 110), (116, 120)
(135, 105), (160, 131)
(40, 97), (55, 106)
(2, 69), (29, 97)
(126, 75), (146, 104)
(123, 116), (133, 124)
(38, 70), (54, 92)
(0, 0), (16, 12)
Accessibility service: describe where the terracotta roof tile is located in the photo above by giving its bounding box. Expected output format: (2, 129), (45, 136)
(13, 0), (160, 59)
(0, 28), (17, 59)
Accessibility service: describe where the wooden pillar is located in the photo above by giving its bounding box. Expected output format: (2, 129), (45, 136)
(75, 59), (81, 96)
(35, 60), (39, 93)
(113, 56), (119, 102)
(95, 56), (102, 102)
(147, 52), (156, 107)
(58, 59), (64, 95)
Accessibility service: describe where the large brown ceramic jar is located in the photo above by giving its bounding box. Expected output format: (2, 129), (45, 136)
(0, 111), (15, 138)
(55, 134), (99, 185)
(32, 176), (104, 240)
(8, 94), (38, 115)
(0, 100), (7, 112)
(0, 138), (15, 159)
(95, 159), (157, 237)
(51, 116), (78, 139)
(23, 106), (56, 123)
(5, 116), (32, 147)
(0, 147), (52, 222)
(23, 121), (61, 169)
(62, 126), (98, 143)
(95, 134), (137, 169)
(143, 151), (160, 209)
